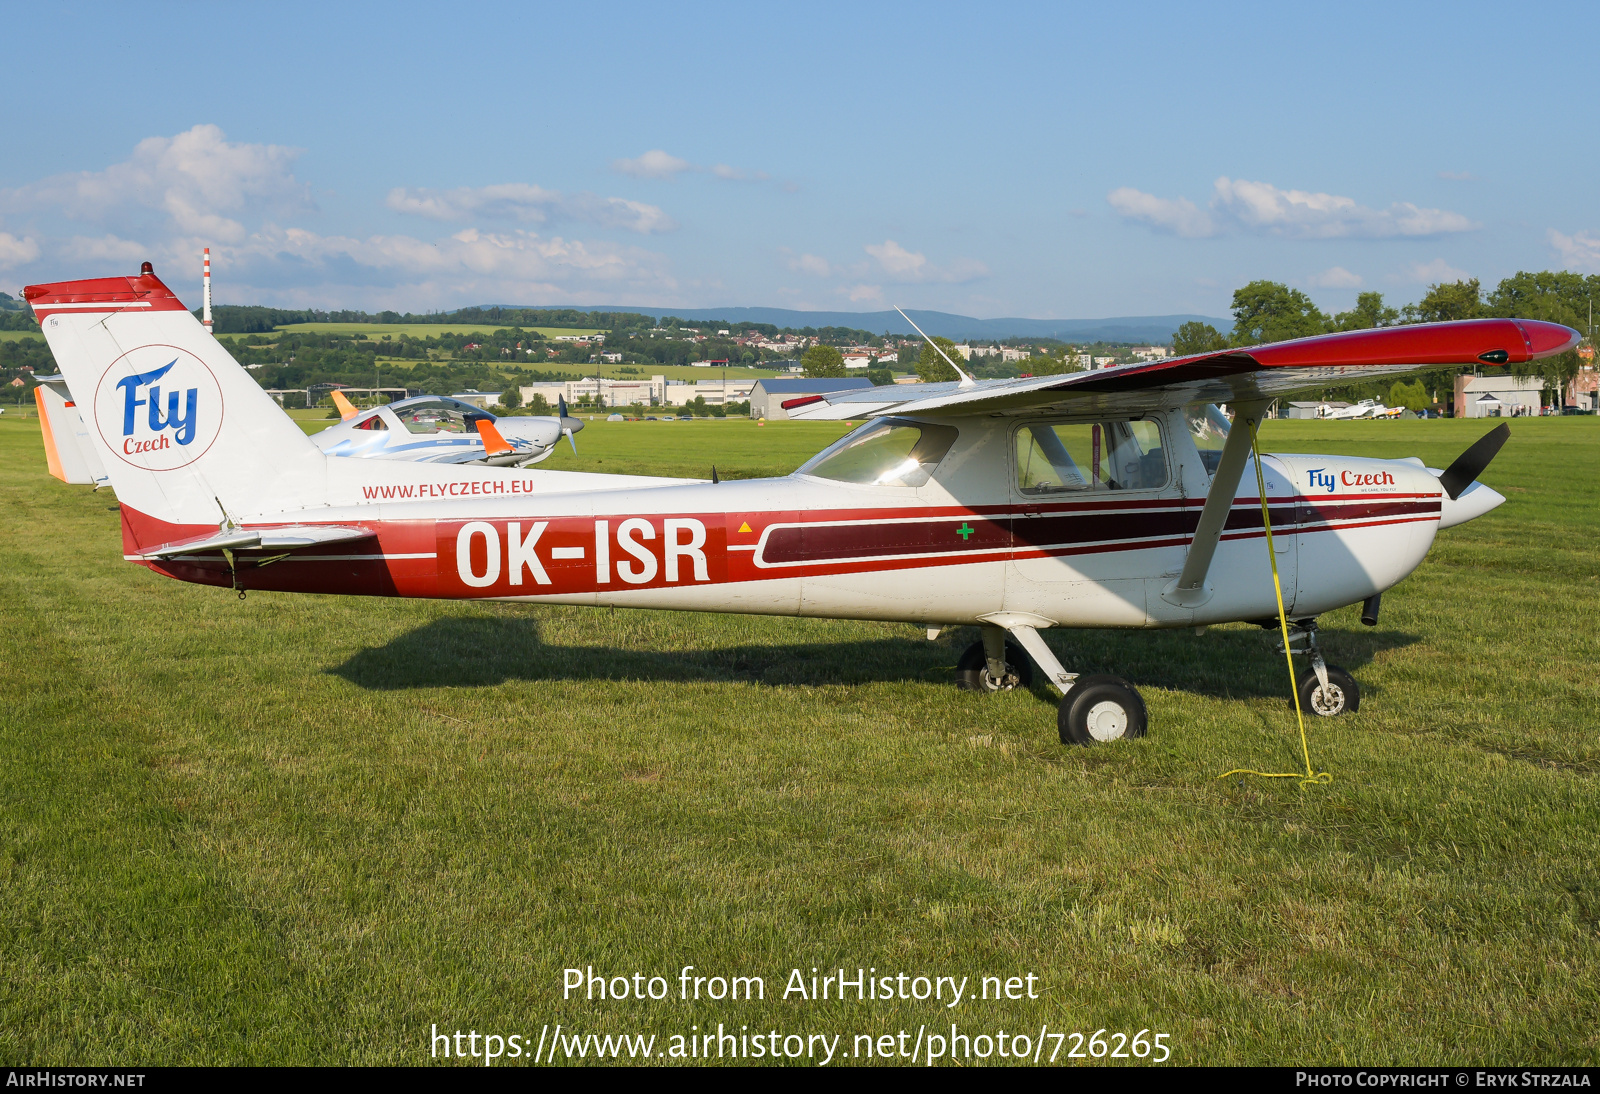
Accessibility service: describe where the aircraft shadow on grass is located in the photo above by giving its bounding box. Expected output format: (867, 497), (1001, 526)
(329, 615), (1419, 704)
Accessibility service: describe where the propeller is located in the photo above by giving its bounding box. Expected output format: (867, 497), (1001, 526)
(557, 394), (584, 455)
(1438, 422), (1510, 500)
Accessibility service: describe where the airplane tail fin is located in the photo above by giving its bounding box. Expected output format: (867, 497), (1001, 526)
(24, 264), (327, 547)
(331, 389), (359, 420)
(33, 377), (109, 486)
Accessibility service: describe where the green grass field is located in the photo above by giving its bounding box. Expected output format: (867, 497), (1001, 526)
(1, 416), (1596, 1066)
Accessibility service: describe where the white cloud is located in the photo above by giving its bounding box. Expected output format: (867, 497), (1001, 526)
(60, 234), (149, 265)
(1403, 258), (1473, 284)
(385, 184), (675, 234)
(1107, 188), (1214, 238)
(784, 251), (831, 277)
(864, 239), (987, 283)
(1109, 177), (1477, 240)
(0, 231), (40, 269)
(611, 150), (774, 186)
(710, 163), (770, 183)
(843, 284), (883, 304)
(1550, 229), (1600, 274)
(611, 150), (694, 180)
(0, 124), (311, 242)
(1306, 266), (1363, 289)
(240, 224), (670, 286)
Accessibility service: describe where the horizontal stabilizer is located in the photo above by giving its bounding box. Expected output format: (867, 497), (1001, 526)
(140, 524), (375, 559)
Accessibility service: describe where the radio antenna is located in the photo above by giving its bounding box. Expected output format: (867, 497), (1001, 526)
(894, 306), (974, 388)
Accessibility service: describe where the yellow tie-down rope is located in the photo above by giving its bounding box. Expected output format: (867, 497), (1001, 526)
(1218, 420), (1332, 788)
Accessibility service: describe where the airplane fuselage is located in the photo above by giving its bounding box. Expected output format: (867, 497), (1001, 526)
(126, 407), (1469, 631)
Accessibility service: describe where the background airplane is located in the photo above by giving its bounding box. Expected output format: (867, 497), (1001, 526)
(315, 389), (585, 466)
(25, 264), (1575, 745)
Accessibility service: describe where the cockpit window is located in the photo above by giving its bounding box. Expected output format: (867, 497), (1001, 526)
(1185, 403), (1231, 474)
(353, 414), (388, 431)
(397, 397), (491, 435)
(797, 418), (959, 488)
(1015, 419), (1167, 494)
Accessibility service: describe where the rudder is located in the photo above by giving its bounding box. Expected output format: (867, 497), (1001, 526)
(25, 264), (327, 528)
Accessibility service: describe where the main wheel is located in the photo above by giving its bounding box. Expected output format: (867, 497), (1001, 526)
(955, 639), (1033, 692)
(1058, 675), (1148, 745)
(1295, 665), (1360, 716)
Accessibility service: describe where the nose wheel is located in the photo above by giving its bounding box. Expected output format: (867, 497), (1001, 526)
(1278, 619), (1360, 717)
(1296, 664), (1359, 716)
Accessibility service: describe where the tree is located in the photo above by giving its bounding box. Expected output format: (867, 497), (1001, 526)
(1171, 322), (1228, 356)
(1388, 379), (1429, 412)
(1484, 271), (1598, 402)
(866, 368), (894, 387)
(916, 337), (963, 382)
(1410, 279), (1482, 323)
(1229, 281), (1328, 345)
(801, 344), (846, 378)
(526, 393), (552, 416)
(1332, 291), (1399, 331)
(498, 387), (521, 410)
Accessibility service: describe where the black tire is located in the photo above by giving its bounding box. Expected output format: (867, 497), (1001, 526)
(955, 639), (1034, 692)
(1058, 674), (1148, 745)
(1295, 664), (1360, 717)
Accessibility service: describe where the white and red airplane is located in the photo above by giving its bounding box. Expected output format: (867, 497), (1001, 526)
(314, 388), (584, 466)
(25, 264), (1576, 744)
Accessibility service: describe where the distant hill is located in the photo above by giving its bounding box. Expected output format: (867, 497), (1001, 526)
(493, 306), (1228, 344)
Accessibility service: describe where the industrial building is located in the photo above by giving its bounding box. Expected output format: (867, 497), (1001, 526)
(748, 377), (876, 420)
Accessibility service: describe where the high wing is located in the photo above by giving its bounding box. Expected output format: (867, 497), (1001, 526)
(785, 318), (1580, 420)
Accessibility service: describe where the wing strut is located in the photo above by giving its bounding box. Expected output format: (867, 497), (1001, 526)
(1162, 399), (1270, 608)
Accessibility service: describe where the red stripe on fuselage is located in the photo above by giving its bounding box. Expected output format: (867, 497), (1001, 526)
(120, 493), (1442, 599)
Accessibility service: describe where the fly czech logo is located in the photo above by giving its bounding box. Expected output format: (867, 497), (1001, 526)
(1306, 467), (1396, 493)
(93, 345), (224, 471)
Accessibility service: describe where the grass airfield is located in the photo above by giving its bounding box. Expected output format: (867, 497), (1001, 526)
(0, 415), (1596, 1066)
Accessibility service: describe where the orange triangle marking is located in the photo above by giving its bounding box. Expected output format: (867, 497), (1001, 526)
(738, 521), (752, 534)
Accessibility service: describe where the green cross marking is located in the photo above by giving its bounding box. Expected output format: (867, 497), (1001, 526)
(956, 522), (975, 540)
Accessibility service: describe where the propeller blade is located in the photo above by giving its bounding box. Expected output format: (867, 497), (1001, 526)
(556, 393), (585, 443)
(1438, 422), (1510, 500)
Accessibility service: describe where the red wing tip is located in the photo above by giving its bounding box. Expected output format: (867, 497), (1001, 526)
(1517, 319), (1583, 358)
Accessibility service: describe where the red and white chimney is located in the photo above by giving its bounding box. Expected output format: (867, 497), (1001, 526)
(202, 247), (213, 332)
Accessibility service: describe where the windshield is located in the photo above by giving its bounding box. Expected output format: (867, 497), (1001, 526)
(396, 397), (492, 435)
(1184, 403), (1231, 474)
(798, 418), (958, 487)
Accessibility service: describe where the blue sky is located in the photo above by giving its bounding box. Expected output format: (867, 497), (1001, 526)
(2, 1), (1595, 320)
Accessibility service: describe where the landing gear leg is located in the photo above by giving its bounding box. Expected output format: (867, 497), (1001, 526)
(955, 626), (1032, 692)
(1280, 619), (1360, 716)
(988, 622), (1148, 745)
